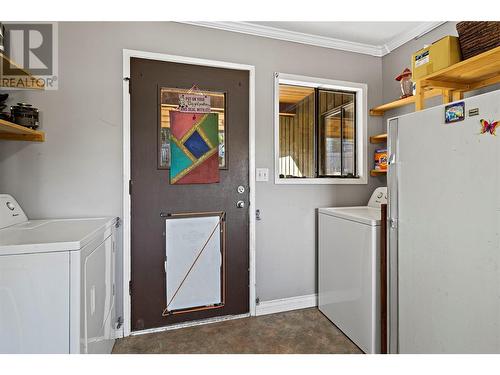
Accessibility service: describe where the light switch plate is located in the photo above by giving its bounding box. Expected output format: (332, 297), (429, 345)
(256, 168), (269, 182)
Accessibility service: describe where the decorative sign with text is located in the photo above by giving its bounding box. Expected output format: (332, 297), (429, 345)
(179, 94), (211, 113)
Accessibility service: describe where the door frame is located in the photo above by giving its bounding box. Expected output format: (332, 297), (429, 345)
(122, 49), (256, 337)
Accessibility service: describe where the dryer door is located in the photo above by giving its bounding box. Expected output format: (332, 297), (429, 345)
(0, 251), (70, 353)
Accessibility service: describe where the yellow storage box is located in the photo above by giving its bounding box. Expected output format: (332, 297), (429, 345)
(411, 36), (462, 80)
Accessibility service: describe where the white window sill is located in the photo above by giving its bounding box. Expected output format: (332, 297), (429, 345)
(274, 176), (368, 185)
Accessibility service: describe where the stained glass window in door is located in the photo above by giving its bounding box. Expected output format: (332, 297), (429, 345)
(159, 87), (226, 169)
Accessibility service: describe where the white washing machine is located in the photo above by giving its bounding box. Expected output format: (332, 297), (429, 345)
(0, 194), (118, 354)
(318, 187), (387, 354)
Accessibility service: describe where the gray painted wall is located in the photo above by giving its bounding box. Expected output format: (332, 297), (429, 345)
(0, 22), (385, 320)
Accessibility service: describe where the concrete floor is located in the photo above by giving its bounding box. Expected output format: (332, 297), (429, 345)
(112, 308), (363, 354)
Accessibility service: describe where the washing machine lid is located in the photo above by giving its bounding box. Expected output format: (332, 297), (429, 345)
(0, 217), (116, 255)
(319, 206), (382, 226)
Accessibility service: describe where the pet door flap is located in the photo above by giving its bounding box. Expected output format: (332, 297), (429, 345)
(163, 213), (224, 315)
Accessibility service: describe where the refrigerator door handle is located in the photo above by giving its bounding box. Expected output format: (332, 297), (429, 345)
(387, 117), (399, 354)
(388, 153), (396, 165)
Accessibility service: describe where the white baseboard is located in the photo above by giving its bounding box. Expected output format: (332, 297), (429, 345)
(114, 327), (124, 339)
(255, 293), (318, 316)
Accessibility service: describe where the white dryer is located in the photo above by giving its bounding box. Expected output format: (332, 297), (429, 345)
(318, 187), (387, 354)
(0, 194), (118, 354)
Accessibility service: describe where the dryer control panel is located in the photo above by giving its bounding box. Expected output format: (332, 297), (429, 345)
(0, 194), (28, 229)
(367, 187), (387, 208)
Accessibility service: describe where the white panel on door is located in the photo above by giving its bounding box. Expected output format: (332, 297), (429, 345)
(165, 215), (222, 312)
(0, 252), (70, 353)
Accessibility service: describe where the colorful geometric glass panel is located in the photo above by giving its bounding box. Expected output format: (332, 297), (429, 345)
(184, 131), (210, 159)
(169, 111), (220, 184)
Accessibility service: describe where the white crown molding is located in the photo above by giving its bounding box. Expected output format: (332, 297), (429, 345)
(180, 21), (446, 57)
(182, 21), (385, 56)
(382, 21), (447, 54)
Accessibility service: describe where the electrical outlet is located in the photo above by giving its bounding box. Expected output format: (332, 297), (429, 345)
(256, 168), (269, 182)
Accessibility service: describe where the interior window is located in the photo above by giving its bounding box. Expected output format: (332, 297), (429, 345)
(159, 87), (226, 169)
(318, 90), (356, 177)
(278, 82), (358, 180)
(278, 85), (315, 178)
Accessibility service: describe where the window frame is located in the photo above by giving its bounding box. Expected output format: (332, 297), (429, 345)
(274, 72), (368, 185)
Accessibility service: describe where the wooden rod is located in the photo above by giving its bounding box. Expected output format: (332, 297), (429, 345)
(167, 304), (224, 316)
(452, 91), (464, 102)
(414, 81), (425, 111)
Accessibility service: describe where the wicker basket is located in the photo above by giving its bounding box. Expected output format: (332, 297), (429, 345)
(456, 21), (500, 60)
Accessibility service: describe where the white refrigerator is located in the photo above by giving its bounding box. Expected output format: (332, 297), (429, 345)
(387, 89), (500, 354)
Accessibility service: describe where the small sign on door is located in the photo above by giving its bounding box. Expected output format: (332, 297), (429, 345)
(179, 94), (211, 113)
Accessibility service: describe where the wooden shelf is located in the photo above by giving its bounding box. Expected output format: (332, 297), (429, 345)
(370, 133), (387, 144)
(369, 89), (442, 116)
(0, 119), (45, 142)
(0, 53), (45, 90)
(370, 169), (387, 177)
(370, 46), (500, 116)
(421, 46), (500, 91)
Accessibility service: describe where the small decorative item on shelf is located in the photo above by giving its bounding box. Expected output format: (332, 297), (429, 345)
(395, 68), (413, 99)
(10, 103), (40, 129)
(374, 149), (388, 171)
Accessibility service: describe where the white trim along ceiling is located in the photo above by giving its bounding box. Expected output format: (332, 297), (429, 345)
(181, 21), (446, 57)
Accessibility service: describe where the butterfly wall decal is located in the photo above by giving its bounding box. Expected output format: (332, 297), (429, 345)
(480, 119), (500, 135)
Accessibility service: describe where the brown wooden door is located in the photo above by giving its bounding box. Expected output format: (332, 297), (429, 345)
(130, 58), (249, 331)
